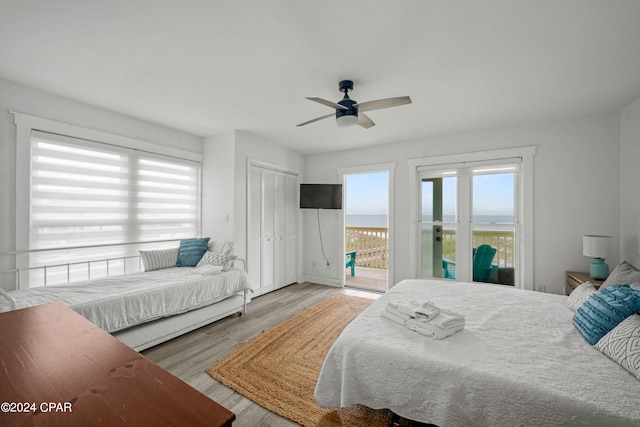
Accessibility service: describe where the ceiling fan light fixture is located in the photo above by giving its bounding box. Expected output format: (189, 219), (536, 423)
(297, 79), (412, 129)
(336, 114), (358, 127)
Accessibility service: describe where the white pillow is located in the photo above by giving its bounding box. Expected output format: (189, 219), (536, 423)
(196, 250), (236, 271)
(139, 247), (179, 272)
(207, 239), (234, 256)
(600, 261), (640, 290)
(595, 314), (640, 380)
(565, 282), (597, 312)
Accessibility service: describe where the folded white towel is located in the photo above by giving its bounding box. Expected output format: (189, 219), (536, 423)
(387, 300), (441, 320)
(387, 300), (464, 324)
(405, 318), (465, 340)
(384, 304), (412, 321)
(387, 301), (418, 318)
(380, 309), (407, 326)
(409, 300), (441, 320)
(431, 309), (465, 329)
(381, 309), (465, 339)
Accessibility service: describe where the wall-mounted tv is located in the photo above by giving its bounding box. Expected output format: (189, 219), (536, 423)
(300, 184), (342, 209)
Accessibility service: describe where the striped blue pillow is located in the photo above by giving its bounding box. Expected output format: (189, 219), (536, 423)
(573, 284), (640, 345)
(176, 238), (210, 267)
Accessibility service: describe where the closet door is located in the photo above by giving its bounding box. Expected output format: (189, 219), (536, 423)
(247, 164), (298, 296)
(284, 173), (298, 285)
(247, 166), (262, 292)
(273, 173), (287, 290)
(261, 169), (275, 294)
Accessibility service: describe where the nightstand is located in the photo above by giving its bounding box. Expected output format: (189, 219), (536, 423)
(565, 271), (605, 295)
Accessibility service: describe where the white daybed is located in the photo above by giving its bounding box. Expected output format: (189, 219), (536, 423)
(0, 241), (251, 351)
(315, 278), (640, 427)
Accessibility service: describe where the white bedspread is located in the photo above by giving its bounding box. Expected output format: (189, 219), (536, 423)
(0, 267), (251, 333)
(315, 279), (640, 426)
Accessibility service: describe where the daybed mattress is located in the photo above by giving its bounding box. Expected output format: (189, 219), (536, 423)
(315, 279), (640, 426)
(0, 267), (251, 333)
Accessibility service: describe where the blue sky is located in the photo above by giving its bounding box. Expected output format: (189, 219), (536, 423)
(422, 173), (515, 217)
(345, 171), (515, 217)
(345, 171), (388, 215)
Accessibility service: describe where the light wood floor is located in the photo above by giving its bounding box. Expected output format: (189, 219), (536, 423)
(143, 282), (380, 427)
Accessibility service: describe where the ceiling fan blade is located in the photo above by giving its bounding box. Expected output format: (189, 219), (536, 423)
(306, 97), (348, 110)
(354, 96), (412, 112)
(297, 113), (335, 127)
(358, 113), (375, 129)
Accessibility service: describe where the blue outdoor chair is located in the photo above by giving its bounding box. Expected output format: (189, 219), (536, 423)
(441, 244), (497, 282)
(472, 244), (497, 282)
(346, 250), (356, 276)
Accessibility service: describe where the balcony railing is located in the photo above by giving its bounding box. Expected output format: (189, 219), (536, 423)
(346, 227), (515, 270)
(346, 227), (388, 269)
(442, 229), (515, 267)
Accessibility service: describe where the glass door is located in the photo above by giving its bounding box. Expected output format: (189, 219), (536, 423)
(344, 171), (389, 292)
(420, 172), (458, 279)
(419, 162), (519, 285)
(471, 167), (517, 285)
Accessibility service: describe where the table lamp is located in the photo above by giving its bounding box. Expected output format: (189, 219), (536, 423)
(583, 235), (611, 280)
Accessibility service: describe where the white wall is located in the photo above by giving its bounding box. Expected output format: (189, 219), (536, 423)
(620, 96), (640, 267)
(202, 132), (236, 241)
(303, 113), (621, 294)
(0, 78), (202, 289)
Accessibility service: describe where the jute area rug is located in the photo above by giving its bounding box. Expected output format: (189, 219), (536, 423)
(207, 294), (392, 427)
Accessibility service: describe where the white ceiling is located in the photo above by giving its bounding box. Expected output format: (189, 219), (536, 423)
(2, 1), (640, 155)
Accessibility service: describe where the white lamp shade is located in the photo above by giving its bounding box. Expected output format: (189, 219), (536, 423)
(583, 235), (610, 259)
(336, 114), (358, 127)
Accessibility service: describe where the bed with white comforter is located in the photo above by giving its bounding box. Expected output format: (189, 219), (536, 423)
(315, 279), (640, 426)
(0, 266), (251, 348)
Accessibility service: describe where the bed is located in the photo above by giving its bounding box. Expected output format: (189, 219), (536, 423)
(315, 278), (640, 427)
(0, 239), (252, 351)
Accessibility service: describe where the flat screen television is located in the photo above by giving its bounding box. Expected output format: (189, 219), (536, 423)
(300, 184), (342, 209)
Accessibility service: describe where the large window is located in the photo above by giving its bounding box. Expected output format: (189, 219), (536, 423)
(15, 119), (202, 288)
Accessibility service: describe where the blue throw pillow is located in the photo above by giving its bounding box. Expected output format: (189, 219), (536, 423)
(573, 284), (640, 345)
(176, 238), (210, 267)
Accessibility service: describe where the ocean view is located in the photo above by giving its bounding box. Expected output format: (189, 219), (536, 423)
(346, 215), (388, 227)
(346, 214), (515, 227)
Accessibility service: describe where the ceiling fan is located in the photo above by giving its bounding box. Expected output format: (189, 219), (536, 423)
(297, 80), (412, 129)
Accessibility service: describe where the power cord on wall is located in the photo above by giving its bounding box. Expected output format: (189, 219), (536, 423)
(317, 209), (330, 266)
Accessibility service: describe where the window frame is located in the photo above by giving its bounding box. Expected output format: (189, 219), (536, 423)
(13, 112), (203, 288)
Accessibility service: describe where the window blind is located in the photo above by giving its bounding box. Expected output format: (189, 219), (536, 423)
(29, 130), (201, 274)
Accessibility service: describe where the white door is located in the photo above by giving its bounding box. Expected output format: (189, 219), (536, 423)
(247, 165), (299, 295)
(261, 169), (275, 294)
(274, 173), (286, 289)
(284, 173), (298, 285)
(419, 161), (519, 286)
(247, 166), (262, 292)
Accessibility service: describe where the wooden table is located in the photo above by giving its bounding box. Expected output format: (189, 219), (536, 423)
(0, 301), (235, 426)
(565, 271), (605, 295)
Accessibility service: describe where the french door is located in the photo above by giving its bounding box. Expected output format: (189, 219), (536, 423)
(419, 160), (519, 286)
